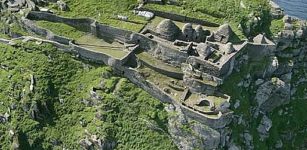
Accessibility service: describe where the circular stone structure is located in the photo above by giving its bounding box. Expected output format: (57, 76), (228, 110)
(224, 42), (235, 54)
(193, 25), (205, 42)
(156, 19), (180, 41)
(182, 23), (193, 41)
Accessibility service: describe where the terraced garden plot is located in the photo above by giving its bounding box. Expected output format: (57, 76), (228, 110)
(75, 34), (128, 59)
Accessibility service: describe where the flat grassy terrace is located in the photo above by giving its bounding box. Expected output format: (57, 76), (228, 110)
(48, 0), (147, 32)
(36, 20), (86, 39)
(75, 34), (128, 59)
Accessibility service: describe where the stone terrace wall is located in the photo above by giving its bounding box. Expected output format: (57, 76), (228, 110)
(138, 7), (220, 27)
(26, 11), (188, 67)
(187, 56), (221, 77)
(139, 59), (184, 79)
(27, 11), (93, 32)
(129, 33), (189, 67)
(21, 18), (72, 45)
(123, 67), (231, 129)
(245, 43), (276, 61)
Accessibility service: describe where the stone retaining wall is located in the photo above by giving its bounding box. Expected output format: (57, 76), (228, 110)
(139, 59), (184, 79)
(25, 11), (188, 67)
(123, 67), (231, 129)
(138, 7), (220, 27)
(21, 11), (233, 129)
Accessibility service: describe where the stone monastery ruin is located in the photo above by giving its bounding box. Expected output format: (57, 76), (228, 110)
(1, 8), (276, 129)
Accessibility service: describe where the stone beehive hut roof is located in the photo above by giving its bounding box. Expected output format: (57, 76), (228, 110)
(182, 23), (194, 40)
(182, 23), (193, 33)
(156, 19), (180, 41)
(215, 24), (234, 43)
(196, 43), (214, 58)
(253, 34), (268, 44)
(224, 42), (235, 54)
(193, 25), (205, 42)
(195, 25), (203, 32)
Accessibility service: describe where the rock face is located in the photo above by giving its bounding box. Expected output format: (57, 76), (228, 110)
(57, 0), (68, 11)
(255, 78), (290, 112)
(165, 104), (220, 150)
(264, 56), (279, 78)
(257, 115), (272, 140)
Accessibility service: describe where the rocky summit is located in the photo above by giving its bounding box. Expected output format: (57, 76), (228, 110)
(0, 0), (306, 149)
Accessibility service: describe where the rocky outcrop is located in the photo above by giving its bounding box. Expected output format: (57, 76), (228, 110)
(165, 104), (220, 150)
(257, 115), (272, 140)
(255, 77), (290, 112)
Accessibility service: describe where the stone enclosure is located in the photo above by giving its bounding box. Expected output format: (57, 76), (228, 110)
(13, 10), (276, 129)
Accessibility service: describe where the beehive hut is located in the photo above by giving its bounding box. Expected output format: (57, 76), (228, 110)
(156, 19), (180, 41)
(223, 42), (235, 54)
(253, 34), (268, 44)
(196, 43), (214, 59)
(182, 23), (194, 41)
(193, 25), (205, 42)
(214, 24), (234, 44)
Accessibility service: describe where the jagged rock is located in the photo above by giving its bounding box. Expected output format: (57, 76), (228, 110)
(228, 143), (240, 150)
(165, 104), (220, 150)
(280, 72), (292, 83)
(79, 138), (93, 150)
(243, 132), (253, 149)
(233, 100), (240, 109)
(255, 79), (264, 86)
(274, 60), (294, 77)
(56, 0), (68, 11)
(255, 78), (291, 112)
(257, 115), (272, 140)
(275, 139), (283, 149)
(263, 56), (279, 78)
(296, 29), (304, 39)
(284, 23), (293, 30)
(30, 74), (35, 92)
(283, 15), (292, 23)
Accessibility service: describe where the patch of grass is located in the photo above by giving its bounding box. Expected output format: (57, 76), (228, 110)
(270, 19), (284, 36)
(36, 20), (86, 39)
(48, 0), (147, 32)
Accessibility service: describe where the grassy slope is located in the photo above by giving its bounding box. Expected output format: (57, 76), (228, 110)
(0, 42), (176, 149)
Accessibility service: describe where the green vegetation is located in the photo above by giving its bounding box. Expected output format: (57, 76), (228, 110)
(270, 19), (284, 36)
(0, 42), (176, 149)
(220, 55), (307, 149)
(145, 0), (278, 38)
(36, 21), (86, 39)
(48, 0), (147, 32)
